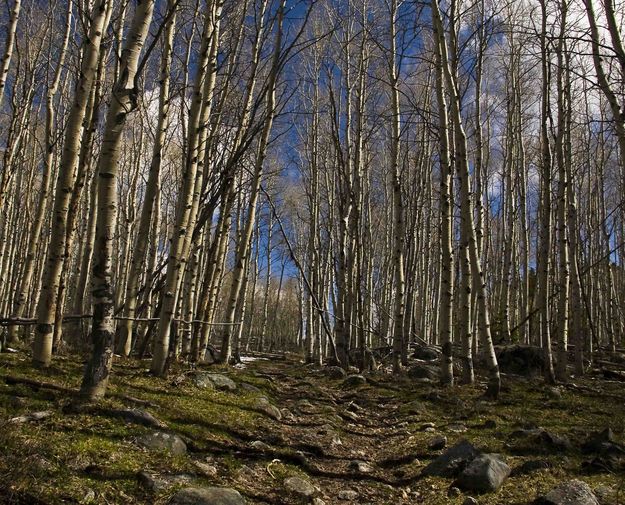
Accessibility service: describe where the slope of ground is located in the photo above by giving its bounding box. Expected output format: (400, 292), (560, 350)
(0, 350), (624, 504)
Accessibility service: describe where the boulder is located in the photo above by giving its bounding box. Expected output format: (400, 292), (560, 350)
(207, 374), (237, 392)
(253, 397), (282, 421)
(535, 480), (599, 505)
(136, 432), (187, 455)
(496, 345), (545, 376)
(581, 428), (619, 454)
(284, 476), (316, 499)
(407, 364), (438, 380)
(509, 428), (572, 453)
(342, 375), (367, 388)
(411, 346), (440, 361)
(169, 487), (246, 505)
(455, 454), (511, 493)
(421, 440), (479, 477)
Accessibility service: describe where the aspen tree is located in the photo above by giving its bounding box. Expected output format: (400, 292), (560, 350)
(151, 0), (223, 376)
(118, 0), (177, 356)
(219, 1), (286, 363)
(536, 0), (556, 383)
(432, 4), (454, 386)
(80, 0), (156, 400)
(7, 0), (71, 344)
(0, 0), (21, 109)
(432, 0), (500, 397)
(32, 0), (110, 367)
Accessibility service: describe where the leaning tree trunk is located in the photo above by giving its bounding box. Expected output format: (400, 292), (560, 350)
(80, 0), (156, 400)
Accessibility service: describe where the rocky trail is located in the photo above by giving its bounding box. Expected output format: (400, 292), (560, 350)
(1, 351), (625, 504)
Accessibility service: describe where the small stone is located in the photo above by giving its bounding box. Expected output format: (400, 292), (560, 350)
(429, 436), (447, 451)
(535, 479), (599, 505)
(312, 499), (326, 505)
(338, 490), (358, 500)
(546, 387), (562, 399)
(463, 498), (479, 505)
(348, 460), (373, 473)
(284, 476), (316, 498)
(136, 431), (187, 455)
(421, 422), (436, 430)
(323, 366), (347, 379)
(138, 471), (193, 492)
(8, 410), (53, 424)
(448, 487), (461, 497)
(424, 427), (436, 433)
(250, 440), (271, 451)
(80, 489), (96, 504)
(193, 461), (218, 478)
(342, 375), (367, 388)
(191, 373), (237, 391)
(447, 423), (468, 433)
(512, 459), (551, 476)
(168, 487), (246, 505)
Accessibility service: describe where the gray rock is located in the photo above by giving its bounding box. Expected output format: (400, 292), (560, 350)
(447, 487), (461, 497)
(407, 364), (438, 380)
(510, 428), (572, 453)
(412, 346), (440, 361)
(138, 471), (194, 492)
(421, 440), (479, 477)
(456, 453), (511, 492)
(169, 487), (246, 505)
(206, 374), (237, 391)
(284, 476), (316, 498)
(348, 460), (373, 473)
(253, 397), (282, 420)
(511, 459), (551, 476)
(535, 480), (599, 505)
(239, 383), (262, 394)
(250, 440), (271, 451)
(323, 366), (347, 379)
(338, 490), (358, 500)
(429, 436), (447, 451)
(495, 345), (545, 377)
(447, 423), (468, 433)
(110, 408), (166, 428)
(581, 428), (619, 454)
(403, 400), (427, 415)
(136, 431), (187, 455)
(342, 375), (367, 388)
(193, 461), (218, 478)
(8, 410), (53, 424)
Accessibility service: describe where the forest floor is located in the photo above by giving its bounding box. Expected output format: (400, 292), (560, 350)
(0, 349), (624, 505)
